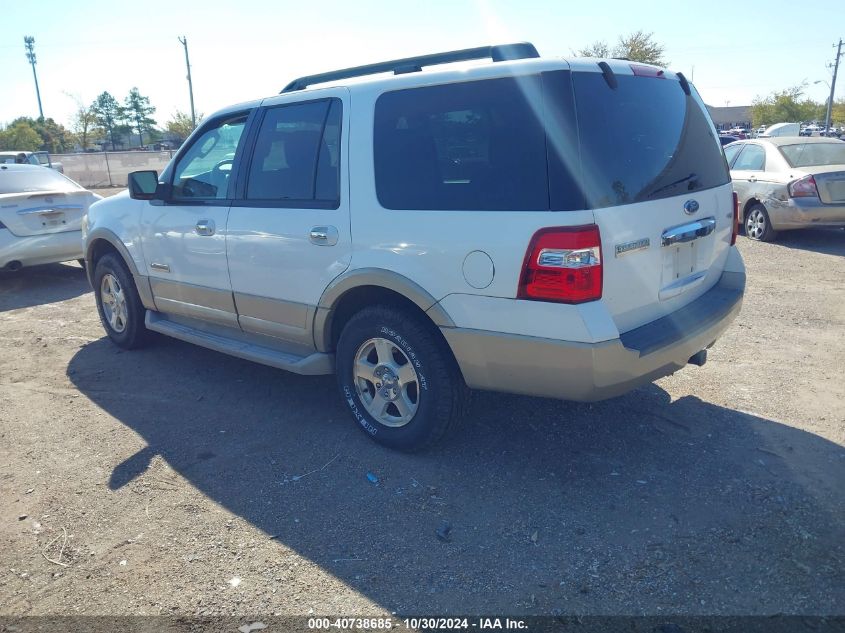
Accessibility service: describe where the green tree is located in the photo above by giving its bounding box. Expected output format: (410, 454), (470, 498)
(615, 30), (668, 66)
(832, 99), (845, 127)
(124, 87), (157, 146)
(5, 117), (73, 153)
(575, 31), (668, 66)
(165, 110), (203, 141)
(92, 92), (125, 150)
(751, 85), (823, 128)
(0, 120), (42, 151)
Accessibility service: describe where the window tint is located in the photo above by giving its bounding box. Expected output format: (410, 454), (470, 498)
(779, 142), (845, 167)
(374, 76), (549, 211)
(246, 98), (341, 203)
(732, 144), (765, 171)
(723, 143), (743, 167)
(566, 73), (730, 208)
(0, 167), (82, 194)
(171, 115), (247, 199)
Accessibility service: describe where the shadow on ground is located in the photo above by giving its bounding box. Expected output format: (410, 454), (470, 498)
(762, 228), (845, 256)
(67, 336), (844, 615)
(0, 263), (90, 312)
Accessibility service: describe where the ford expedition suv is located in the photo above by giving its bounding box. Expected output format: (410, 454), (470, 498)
(82, 43), (745, 451)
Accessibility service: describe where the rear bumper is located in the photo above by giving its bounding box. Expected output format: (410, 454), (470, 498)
(769, 197), (845, 229)
(442, 269), (745, 402)
(0, 229), (83, 268)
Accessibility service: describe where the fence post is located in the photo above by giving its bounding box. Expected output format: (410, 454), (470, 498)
(104, 152), (113, 187)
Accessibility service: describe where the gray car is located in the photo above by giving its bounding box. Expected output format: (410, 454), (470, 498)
(724, 137), (845, 241)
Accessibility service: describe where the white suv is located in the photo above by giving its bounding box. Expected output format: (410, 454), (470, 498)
(82, 43), (745, 451)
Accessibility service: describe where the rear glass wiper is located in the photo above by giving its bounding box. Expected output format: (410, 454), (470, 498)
(647, 172), (699, 198)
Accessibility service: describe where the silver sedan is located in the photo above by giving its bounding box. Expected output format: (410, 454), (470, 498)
(725, 137), (845, 241)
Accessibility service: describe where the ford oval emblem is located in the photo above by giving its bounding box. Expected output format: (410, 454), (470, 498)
(683, 199), (699, 215)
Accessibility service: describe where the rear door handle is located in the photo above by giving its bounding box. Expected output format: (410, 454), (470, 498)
(748, 176), (757, 183)
(309, 225), (338, 246)
(195, 219), (216, 236)
(661, 217), (716, 246)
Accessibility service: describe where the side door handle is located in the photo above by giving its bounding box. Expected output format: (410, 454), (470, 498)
(309, 225), (338, 246)
(747, 176), (757, 183)
(195, 219), (216, 236)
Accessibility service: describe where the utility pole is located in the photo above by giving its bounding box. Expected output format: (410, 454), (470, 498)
(24, 36), (44, 120)
(178, 36), (196, 129)
(825, 39), (842, 134)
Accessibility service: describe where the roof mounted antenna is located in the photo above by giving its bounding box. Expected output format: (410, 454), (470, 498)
(281, 42), (540, 93)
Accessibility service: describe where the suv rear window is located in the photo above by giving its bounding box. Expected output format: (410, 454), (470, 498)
(564, 72), (729, 208)
(374, 71), (729, 212)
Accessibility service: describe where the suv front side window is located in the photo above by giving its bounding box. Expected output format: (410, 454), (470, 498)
(170, 114), (247, 200)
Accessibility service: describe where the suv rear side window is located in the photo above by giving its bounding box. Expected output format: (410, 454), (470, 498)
(562, 72), (729, 208)
(374, 76), (548, 211)
(246, 98), (341, 205)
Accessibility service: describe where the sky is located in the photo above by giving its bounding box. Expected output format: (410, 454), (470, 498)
(1, 0), (842, 131)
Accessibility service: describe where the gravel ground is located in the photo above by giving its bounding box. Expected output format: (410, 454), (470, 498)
(0, 207), (843, 617)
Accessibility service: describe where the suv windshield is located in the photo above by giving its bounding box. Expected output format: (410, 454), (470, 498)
(779, 143), (845, 168)
(563, 72), (729, 209)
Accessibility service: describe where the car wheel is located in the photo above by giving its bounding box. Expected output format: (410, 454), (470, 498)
(93, 253), (149, 349)
(335, 305), (468, 451)
(745, 203), (778, 242)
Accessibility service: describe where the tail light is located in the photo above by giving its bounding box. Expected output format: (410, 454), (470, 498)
(518, 225), (602, 303)
(731, 192), (739, 246)
(788, 175), (819, 198)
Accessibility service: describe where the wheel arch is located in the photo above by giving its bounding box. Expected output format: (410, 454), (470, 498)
(742, 197), (764, 220)
(85, 228), (155, 310)
(314, 269), (455, 353)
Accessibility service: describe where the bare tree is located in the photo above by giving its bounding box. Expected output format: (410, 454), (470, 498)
(574, 31), (668, 67)
(575, 41), (612, 58)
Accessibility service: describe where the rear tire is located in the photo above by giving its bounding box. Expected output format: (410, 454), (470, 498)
(745, 203), (778, 242)
(93, 253), (149, 349)
(335, 305), (468, 451)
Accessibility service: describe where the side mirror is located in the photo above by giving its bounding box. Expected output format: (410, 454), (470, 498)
(128, 170), (160, 200)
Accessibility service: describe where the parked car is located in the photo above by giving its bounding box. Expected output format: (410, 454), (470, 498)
(719, 135), (739, 146)
(83, 43), (745, 450)
(0, 150), (63, 173)
(724, 137), (845, 241)
(0, 164), (101, 270)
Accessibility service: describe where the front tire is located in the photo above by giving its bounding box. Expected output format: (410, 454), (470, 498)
(745, 203), (778, 242)
(93, 253), (149, 349)
(335, 305), (468, 451)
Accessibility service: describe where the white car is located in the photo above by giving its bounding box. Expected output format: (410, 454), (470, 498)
(0, 150), (63, 173)
(1, 164), (101, 270)
(83, 43), (745, 450)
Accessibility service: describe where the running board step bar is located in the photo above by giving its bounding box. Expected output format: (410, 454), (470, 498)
(145, 311), (334, 375)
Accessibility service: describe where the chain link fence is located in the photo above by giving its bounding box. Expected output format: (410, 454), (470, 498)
(55, 151), (175, 188)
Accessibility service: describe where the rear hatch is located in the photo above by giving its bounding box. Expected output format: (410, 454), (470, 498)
(0, 168), (96, 237)
(564, 63), (734, 332)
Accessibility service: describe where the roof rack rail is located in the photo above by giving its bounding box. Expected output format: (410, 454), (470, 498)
(280, 42), (540, 93)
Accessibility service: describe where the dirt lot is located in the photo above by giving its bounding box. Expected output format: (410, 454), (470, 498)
(0, 202), (843, 618)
